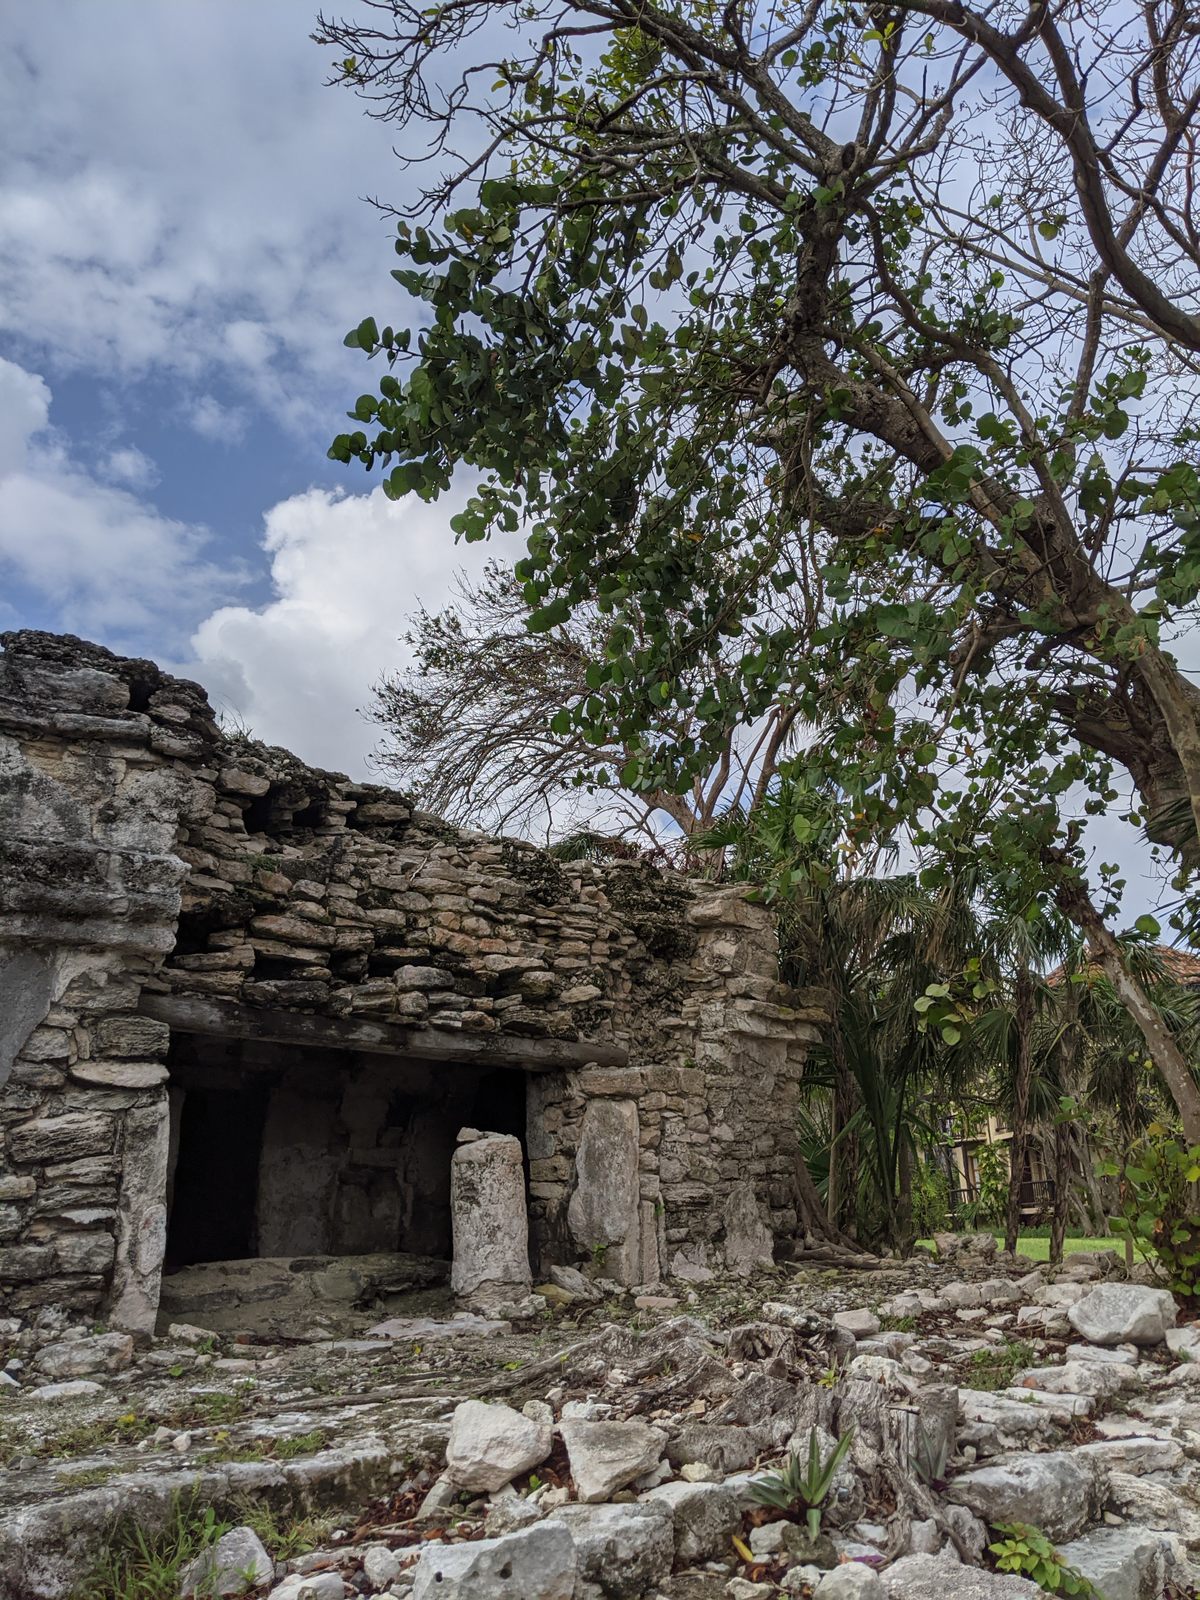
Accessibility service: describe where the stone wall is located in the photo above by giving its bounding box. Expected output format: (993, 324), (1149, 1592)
(0, 631), (825, 1329)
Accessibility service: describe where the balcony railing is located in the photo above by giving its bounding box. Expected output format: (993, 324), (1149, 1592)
(947, 1177), (1056, 1220)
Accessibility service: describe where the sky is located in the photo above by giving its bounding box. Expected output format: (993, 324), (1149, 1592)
(0, 1), (1179, 921)
(0, 1), (497, 778)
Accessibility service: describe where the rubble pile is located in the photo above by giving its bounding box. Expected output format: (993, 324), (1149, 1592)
(2, 1238), (1198, 1599)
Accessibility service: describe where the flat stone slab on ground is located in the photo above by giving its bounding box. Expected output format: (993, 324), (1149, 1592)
(411, 1519), (577, 1600)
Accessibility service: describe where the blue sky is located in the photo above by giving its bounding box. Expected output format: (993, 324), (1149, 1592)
(0, 1), (493, 775)
(0, 1), (1175, 921)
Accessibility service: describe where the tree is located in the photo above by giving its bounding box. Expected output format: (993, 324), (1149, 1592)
(320, 0), (1200, 1130)
(372, 560), (801, 843)
(321, 0), (1200, 873)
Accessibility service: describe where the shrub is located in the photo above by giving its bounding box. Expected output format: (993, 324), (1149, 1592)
(1100, 1123), (1200, 1298)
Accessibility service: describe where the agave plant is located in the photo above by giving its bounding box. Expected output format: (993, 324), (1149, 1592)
(748, 1426), (855, 1540)
(913, 1424), (951, 1491)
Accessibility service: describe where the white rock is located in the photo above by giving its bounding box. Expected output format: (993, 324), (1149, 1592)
(645, 1479), (740, 1562)
(1076, 1435), (1184, 1475)
(1166, 1324), (1200, 1357)
(411, 1519), (576, 1599)
(1013, 1360), (1131, 1397)
(268, 1577), (344, 1600)
(32, 1332), (133, 1379)
(883, 1553), (1041, 1596)
(29, 1380), (103, 1402)
(362, 1543), (401, 1588)
(947, 1450), (1102, 1541)
(445, 1398), (552, 1492)
(834, 1309), (881, 1337)
(1065, 1342), (1138, 1365)
(1068, 1284), (1177, 1347)
(554, 1501), (674, 1598)
(1056, 1525), (1170, 1600)
(560, 1418), (667, 1502)
(815, 1566), (884, 1599)
(179, 1526), (273, 1597)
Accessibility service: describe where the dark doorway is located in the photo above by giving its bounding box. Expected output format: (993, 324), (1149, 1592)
(470, 1068), (528, 1144)
(165, 1083), (270, 1269)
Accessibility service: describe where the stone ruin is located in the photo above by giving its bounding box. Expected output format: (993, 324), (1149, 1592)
(0, 630), (826, 1333)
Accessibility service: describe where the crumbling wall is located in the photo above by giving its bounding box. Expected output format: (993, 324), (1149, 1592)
(0, 631), (825, 1327)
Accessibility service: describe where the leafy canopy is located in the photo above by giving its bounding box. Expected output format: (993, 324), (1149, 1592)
(321, 0), (1200, 923)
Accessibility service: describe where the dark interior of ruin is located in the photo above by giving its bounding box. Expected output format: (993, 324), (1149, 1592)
(162, 1031), (529, 1273)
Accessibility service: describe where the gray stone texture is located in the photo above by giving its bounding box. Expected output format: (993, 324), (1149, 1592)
(451, 1134), (533, 1305)
(0, 629), (825, 1322)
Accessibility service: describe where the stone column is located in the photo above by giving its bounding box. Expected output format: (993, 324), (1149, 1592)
(450, 1130), (532, 1308)
(567, 1098), (641, 1285)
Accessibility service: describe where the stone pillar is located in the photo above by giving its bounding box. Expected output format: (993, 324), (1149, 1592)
(567, 1098), (641, 1285)
(450, 1130), (531, 1307)
(107, 1096), (171, 1334)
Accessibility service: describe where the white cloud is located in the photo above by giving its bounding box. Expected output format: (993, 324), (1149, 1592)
(101, 445), (159, 490)
(0, 4), (407, 429)
(0, 356), (241, 644)
(187, 485), (494, 778)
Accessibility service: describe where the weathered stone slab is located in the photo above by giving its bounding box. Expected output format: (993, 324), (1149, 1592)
(450, 1132), (532, 1306)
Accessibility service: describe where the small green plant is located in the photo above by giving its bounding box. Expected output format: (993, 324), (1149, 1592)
(879, 1313), (917, 1333)
(74, 1495), (230, 1600)
(1100, 1123), (1200, 1297)
(748, 1427), (854, 1539)
(990, 1523), (1097, 1594)
(818, 1366), (840, 1389)
(913, 1425), (950, 1490)
(231, 1500), (337, 1562)
(963, 1339), (1035, 1392)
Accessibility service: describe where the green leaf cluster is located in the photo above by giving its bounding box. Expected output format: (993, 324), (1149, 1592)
(748, 1426), (855, 1540)
(989, 1523), (1097, 1594)
(1099, 1123), (1200, 1297)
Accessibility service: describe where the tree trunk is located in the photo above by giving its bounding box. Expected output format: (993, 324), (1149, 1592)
(1004, 965), (1035, 1255)
(1049, 1121), (1072, 1264)
(1050, 866), (1200, 1145)
(896, 1135), (915, 1255)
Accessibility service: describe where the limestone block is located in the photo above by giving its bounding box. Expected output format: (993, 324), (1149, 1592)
(411, 1520), (577, 1600)
(560, 1418), (667, 1502)
(882, 1554), (1041, 1597)
(1056, 1526), (1169, 1600)
(444, 1399), (552, 1492)
(946, 1450), (1104, 1541)
(92, 1015), (170, 1058)
(554, 1501), (675, 1599)
(722, 1181), (775, 1275)
(567, 1098), (641, 1285)
(451, 1132), (532, 1304)
(644, 1479), (740, 1562)
(1068, 1283), (1177, 1346)
(8, 1112), (115, 1164)
(69, 1061), (168, 1088)
(33, 1331), (133, 1378)
(106, 1098), (170, 1334)
(179, 1526), (273, 1597)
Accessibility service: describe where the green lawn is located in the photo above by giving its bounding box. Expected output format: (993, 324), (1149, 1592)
(918, 1234), (1116, 1262)
(1003, 1235), (1115, 1262)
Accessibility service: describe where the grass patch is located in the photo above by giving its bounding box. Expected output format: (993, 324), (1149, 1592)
(1002, 1235), (1115, 1263)
(962, 1339), (1036, 1391)
(919, 1234), (1114, 1262)
(205, 1428), (328, 1465)
(232, 1500), (339, 1562)
(73, 1494), (230, 1600)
